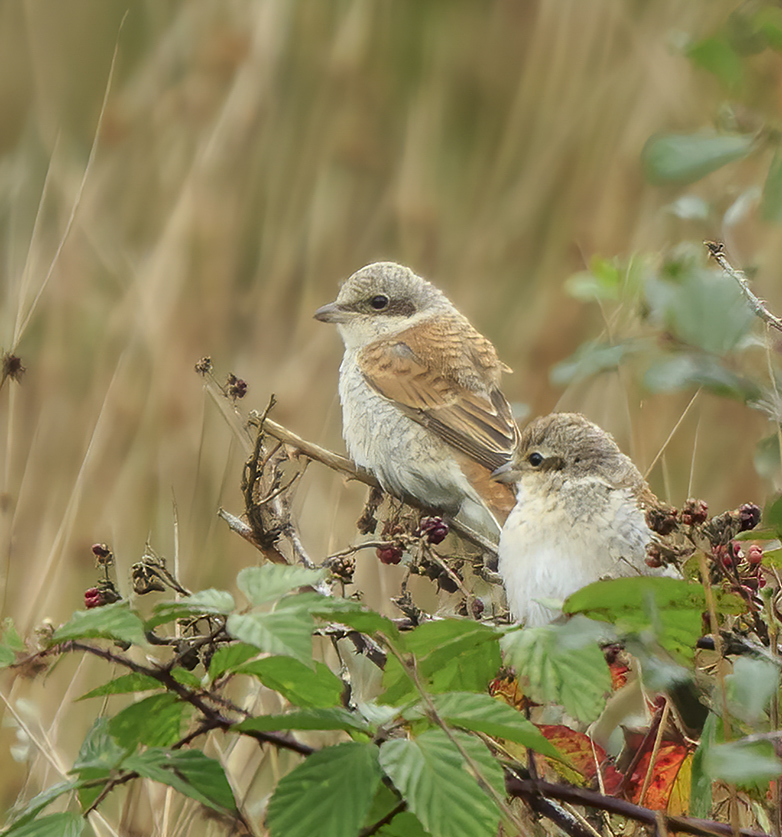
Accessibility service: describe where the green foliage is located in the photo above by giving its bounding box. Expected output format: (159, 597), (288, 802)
(381, 619), (502, 704)
(77, 672), (161, 700)
(235, 707), (370, 734)
(107, 693), (189, 749)
(379, 730), (504, 837)
(703, 739), (782, 787)
(226, 604), (315, 665)
(642, 132), (754, 185)
(52, 602), (147, 647)
(501, 618), (612, 722)
(236, 565), (325, 605)
(2, 813), (84, 837)
(266, 742), (382, 837)
(236, 656), (344, 707)
(564, 577), (742, 662)
(123, 749), (237, 812)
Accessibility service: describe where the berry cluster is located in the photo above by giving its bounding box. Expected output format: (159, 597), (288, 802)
(716, 540), (767, 607)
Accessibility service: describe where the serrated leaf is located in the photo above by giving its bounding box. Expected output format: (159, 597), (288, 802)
(564, 576), (742, 661)
(764, 493), (782, 536)
(306, 596), (399, 639)
(381, 620), (502, 705)
(2, 812), (84, 837)
(52, 602), (146, 647)
(226, 608), (314, 666)
(550, 340), (643, 387)
(72, 719), (126, 773)
(405, 692), (560, 759)
(726, 657), (779, 723)
(642, 132), (755, 185)
(124, 748), (237, 812)
(208, 642), (259, 680)
(108, 693), (186, 749)
(238, 656), (344, 707)
(237, 565), (324, 606)
(77, 672), (161, 701)
(3, 780), (81, 831)
(501, 618), (611, 723)
(236, 707), (369, 734)
(379, 729), (503, 837)
(365, 784), (429, 836)
(704, 739), (782, 786)
(146, 589), (235, 629)
(643, 354), (755, 400)
(267, 742), (382, 837)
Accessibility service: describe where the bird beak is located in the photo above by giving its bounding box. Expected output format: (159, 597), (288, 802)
(313, 301), (352, 324)
(491, 462), (519, 483)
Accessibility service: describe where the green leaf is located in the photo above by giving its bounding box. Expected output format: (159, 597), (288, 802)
(764, 493), (782, 536)
(267, 742), (382, 837)
(704, 739), (782, 786)
(762, 147), (782, 223)
(501, 618), (611, 723)
(379, 729), (503, 837)
(124, 748), (237, 812)
(687, 36), (744, 89)
(306, 596), (399, 639)
(236, 707), (369, 734)
(2, 618), (24, 651)
(364, 785), (429, 836)
(564, 577), (741, 662)
(642, 132), (755, 185)
(237, 565), (325, 606)
(405, 692), (561, 759)
(550, 340), (643, 387)
(690, 712), (716, 817)
(108, 693), (187, 749)
(726, 657), (779, 723)
(564, 257), (623, 301)
(2, 812), (84, 837)
(72, 719), (126, 774)
(646, 268), (756, 355)
(755, 5), (782, 51)
(147, 589), (235, 629)
(52, 602), (146, 647)
(78, 672), (161, 701)
(237, 656), (344, 707)
(381, 620), (502, 705)
(3, 780), (81, 831)
(226, 606), (314, 666)
(643, 354), (756, 400)
(208, 642), (259, 679)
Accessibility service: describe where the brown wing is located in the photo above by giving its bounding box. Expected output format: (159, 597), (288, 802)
(357, 315), (519, 473)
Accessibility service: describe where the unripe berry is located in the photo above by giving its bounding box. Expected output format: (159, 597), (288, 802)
(747, 544), (763, 566)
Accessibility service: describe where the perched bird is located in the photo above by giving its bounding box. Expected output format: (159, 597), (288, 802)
(495, 412), (656, 626)
(314, 262), (518, 536)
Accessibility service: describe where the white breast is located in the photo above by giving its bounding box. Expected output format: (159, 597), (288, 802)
(498, 477), (651, 626)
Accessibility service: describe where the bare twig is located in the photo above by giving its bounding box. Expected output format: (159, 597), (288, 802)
(505, 775), (769, 837)
(705, 241), (782, 333)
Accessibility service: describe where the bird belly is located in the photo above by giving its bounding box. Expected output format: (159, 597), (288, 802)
(498, 481), (651, 626)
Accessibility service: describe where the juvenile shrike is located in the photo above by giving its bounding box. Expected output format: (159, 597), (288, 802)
(315, 262), (518, 536)
(494, 412), (656, 626)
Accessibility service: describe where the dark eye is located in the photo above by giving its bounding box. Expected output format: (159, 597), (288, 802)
(528, 452), (543, 467)
(370, 294), (389, 310)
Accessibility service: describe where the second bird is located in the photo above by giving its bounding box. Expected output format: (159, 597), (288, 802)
(315, 262), (518, 536)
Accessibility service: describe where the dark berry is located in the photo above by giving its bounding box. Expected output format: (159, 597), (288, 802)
(92, 543), (111, 558)
(681, 499), (708, 526)
(738, 503), (761, 532)
(471, 599), (485, 619)
(646, 505), (678, 536)
(438, 571), (459, 593)
(645, 544), (663, 568)
(377, 546), (403, 565)
(418, 516), (449, 545)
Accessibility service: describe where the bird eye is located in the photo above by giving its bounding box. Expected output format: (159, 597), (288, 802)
(370, 294), (389, 310)
(528, 452), (544, 467)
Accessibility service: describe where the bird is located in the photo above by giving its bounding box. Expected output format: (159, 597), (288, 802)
(494, 412), (657, 626)
(314, 261), (518, 536)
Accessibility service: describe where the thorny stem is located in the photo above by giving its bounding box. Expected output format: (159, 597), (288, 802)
(705, 240), (782, 333)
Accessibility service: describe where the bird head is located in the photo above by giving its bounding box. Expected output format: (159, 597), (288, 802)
(314, 262), (454, 350)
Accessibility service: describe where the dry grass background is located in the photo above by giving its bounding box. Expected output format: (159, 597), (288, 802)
(1, 0), (780, 831)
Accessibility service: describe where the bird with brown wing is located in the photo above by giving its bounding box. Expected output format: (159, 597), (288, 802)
(315, 262), (518, 537)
